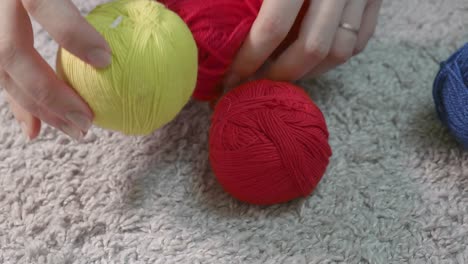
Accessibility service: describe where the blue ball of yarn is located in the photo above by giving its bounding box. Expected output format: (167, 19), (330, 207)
(433, 42), (468, 147)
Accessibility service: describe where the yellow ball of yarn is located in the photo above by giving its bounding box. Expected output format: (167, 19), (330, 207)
(56, 0), (198, 135)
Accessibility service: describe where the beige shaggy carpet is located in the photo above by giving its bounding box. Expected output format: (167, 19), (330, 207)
(1, 0), (468, 263)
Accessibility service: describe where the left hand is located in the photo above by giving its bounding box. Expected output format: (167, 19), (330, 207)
(224, 0), (383, 89)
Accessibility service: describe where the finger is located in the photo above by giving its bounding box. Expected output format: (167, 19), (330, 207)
(223, 0), (304, 90)
(271, 0), (311, 59)
(0, 69), (39, 140)
(0, 70), (83, 141)
(21, 0), (112, 68)
(265, 0), (348, 81)
(4, 91), (40, 141)
(0, 71), (41, 140)
(353, 0), (382, 55)
(0, 0), (93, 138)
(306, 0), (367, 77)
(5, 75), (84, 140)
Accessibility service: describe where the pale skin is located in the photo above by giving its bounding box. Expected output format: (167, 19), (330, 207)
(0, 0), (382, 141)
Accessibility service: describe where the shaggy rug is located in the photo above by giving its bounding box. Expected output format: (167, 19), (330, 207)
(1, 0), (468, 263)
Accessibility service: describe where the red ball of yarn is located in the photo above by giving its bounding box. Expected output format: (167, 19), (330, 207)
(160, 0), (262, 101)
(209, 79), (332, 205)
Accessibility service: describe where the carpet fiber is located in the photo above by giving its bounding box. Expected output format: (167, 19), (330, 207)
(1, 0), (468, 263)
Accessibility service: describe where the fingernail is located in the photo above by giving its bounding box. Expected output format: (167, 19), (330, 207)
(87, 49), (112, 68)
(20, 122), (31, 142)
(223, 73), (240, 90)
(61, 124), (84, 141)
(65, 112), (92, 132)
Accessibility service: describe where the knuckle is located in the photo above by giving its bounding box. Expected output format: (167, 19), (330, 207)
(304, 40), (330, 60)
(329, 48), (353, 64)
(22, 0), (46, 14)
(23, 0), (81, 48)
(35, 85), (57, 106)
(53, 26), (77, 48)
(256, 16), (290, 42)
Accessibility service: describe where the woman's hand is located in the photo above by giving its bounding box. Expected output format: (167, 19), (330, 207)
(0, 0), (112, 141)
(224, 0), (382, 88)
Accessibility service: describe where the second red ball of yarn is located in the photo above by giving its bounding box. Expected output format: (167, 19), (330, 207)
(209, 79), (332, 205)
(160, 0), (262, 101)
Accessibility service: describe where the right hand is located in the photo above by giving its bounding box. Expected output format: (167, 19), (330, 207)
(224, 0), (381, 89)
(0, 0), (112, 141)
